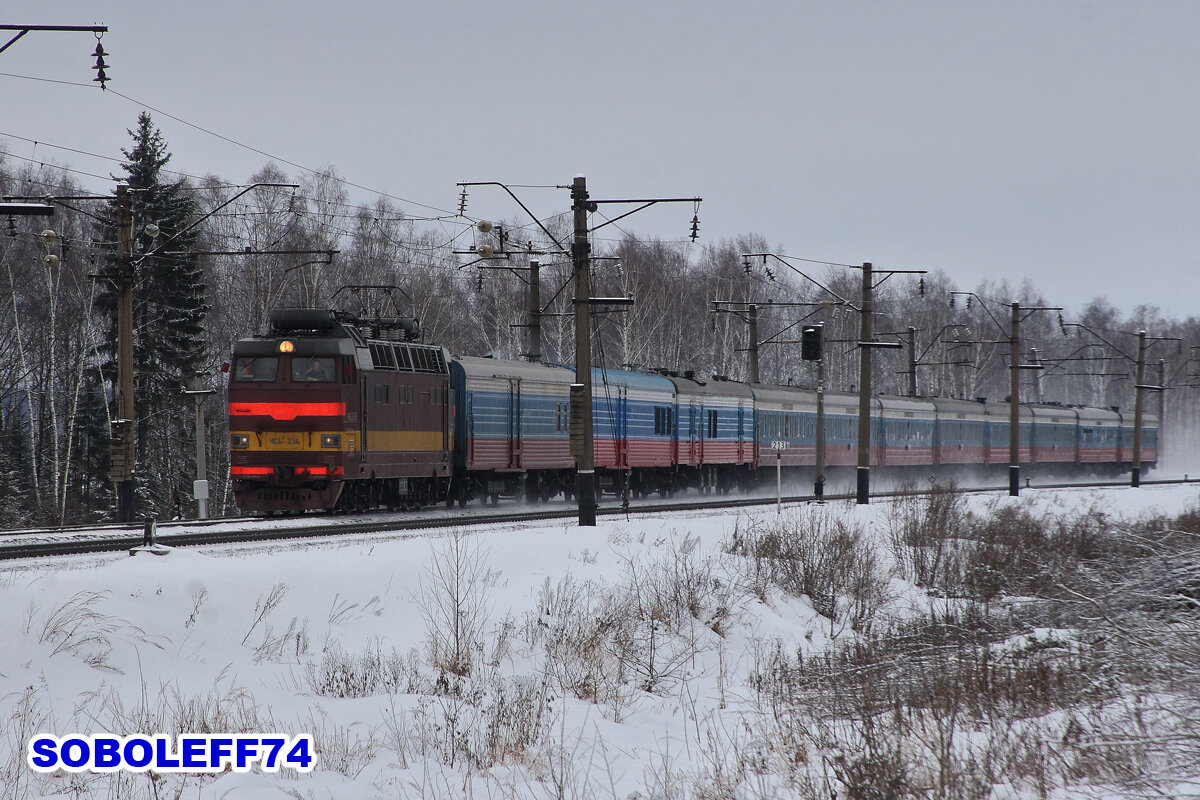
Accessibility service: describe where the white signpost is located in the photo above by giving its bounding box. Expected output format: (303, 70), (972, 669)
(771, 441), (787, 513)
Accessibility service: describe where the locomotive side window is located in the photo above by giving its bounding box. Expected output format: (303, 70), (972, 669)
(293, 357), (336, 382)
(234, 357), (278, 382)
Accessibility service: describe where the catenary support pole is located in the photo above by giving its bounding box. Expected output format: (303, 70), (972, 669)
(1009, 302), (1021, 497)
(1132, 329), (1147, 487)
(115, 184), (136, 523)
(907, 325), (917, 397)
(528, 259), (542, 362)
(748, 303), (759, 385)
(856, 263), (873, 504)
(815, 350), (826, 502)
(572, 177), (597, 526)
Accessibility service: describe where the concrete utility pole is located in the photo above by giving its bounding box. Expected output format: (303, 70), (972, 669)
(907, 325), (918, 397)
(708, 301), (763, 384)
(571, 177), (597, 527)
(1009, 302), (1021, 497)
(1007, 300), (1059, 496)
(747, 303), (759, 384)
(1031, 347), (1044, 403)
(856, 263), (874, 505)
(815, 344), (826, 502)
(852, 262), (918, 504)
(459, 178), (698, 526)
(527, 259), (542, 362)
(113, 183), (136, 523)
(1157, 358), (1166, 464)
(185, 373), (216, 519)
(1132, 330), (1147, 487)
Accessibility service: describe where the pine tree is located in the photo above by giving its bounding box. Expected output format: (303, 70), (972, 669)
(97, 113), (208, 517)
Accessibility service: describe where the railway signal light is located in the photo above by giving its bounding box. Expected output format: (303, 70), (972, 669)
(801, 325), (823, 362)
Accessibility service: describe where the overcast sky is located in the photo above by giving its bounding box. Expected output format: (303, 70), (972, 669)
(2, 1), (1197, 320)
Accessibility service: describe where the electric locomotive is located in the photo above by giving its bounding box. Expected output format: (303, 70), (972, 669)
(228, 308), (452, 512)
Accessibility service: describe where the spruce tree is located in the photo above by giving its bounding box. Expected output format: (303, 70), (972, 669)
(98, 113), (208, 517)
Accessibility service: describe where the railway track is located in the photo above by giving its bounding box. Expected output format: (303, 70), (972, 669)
(2, 476), (1194, 561)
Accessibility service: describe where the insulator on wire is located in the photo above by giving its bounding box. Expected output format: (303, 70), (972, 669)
(689, 214), (700, 242)
(92, 42), (109, 90)
(5, 217), (15, 238)
(918, 277), (925, 297)
(458, 188), (468, 216)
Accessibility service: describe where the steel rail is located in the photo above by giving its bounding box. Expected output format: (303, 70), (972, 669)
(1, 477), (1193, 562)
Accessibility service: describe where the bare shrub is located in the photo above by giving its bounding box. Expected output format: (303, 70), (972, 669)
(611, 535), (735, 692)
(726, 509), (890, 634)
(477, 673), (550, 767)
(253, 616), (310, 663)
(620, 534), (734, 637)
(240, 582), (288, 646)
(184, 587), (207, 629)
(418, 529), (497, 677)
(524, 534), (735, 713)
(966, 506), (1143, 602)
(1, 687), (52, 800)
(24, 590), (159, 670)
(750, 607), (1112, 800)
(302, 707), (377, 778)
(744, 500), (1200, 798)
(306, 643), (427, 698)
(1171, 504), (1200, 534)
(887, 481), (973, 593)
(524, 574), (631, 712)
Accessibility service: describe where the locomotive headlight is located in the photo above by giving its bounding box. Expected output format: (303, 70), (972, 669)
(230, 434), (250, 449)
(320, 434), (341, 449)
(279, 340), (294, 353)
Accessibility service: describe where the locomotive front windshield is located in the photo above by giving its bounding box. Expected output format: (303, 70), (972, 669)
(233, 357), (278, 382)
(293, 356), (336, 382)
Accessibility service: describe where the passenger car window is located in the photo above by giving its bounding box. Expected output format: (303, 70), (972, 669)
(293, 357), (336, 382)
(233, 357), (278, 382)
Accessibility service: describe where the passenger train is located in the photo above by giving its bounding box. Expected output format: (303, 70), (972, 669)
(227, 307), (1157, 513)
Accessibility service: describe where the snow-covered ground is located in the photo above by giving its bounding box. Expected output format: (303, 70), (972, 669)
(4, 483), (1199, 800)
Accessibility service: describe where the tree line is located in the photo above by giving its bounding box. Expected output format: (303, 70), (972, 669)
(1, 114), (1197, 527)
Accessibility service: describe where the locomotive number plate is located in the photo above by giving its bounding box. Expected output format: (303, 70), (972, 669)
(267, 434), (305, 447)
